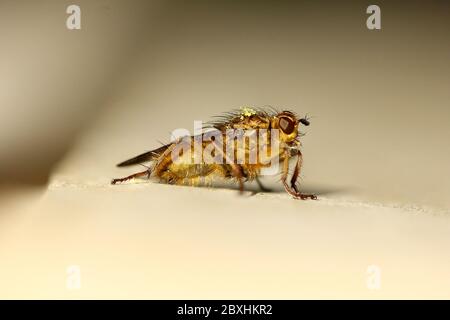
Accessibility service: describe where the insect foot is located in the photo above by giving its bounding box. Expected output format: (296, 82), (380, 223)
(111, 169), (151, 185)
(296, 194), (318, 200)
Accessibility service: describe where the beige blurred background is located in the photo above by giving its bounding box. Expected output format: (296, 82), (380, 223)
(0, 0), (449, 299)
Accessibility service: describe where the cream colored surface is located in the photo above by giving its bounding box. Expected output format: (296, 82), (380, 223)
(1, 178), (449, 299)
(0, 1), (449, 299)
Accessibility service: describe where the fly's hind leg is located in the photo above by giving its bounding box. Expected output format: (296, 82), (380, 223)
(282, 150), (317, 200)
(111, 169), (151, 184)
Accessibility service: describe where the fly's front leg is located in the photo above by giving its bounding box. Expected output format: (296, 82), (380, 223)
(290, 150), (302, 192)
(281, 150), (317, 200)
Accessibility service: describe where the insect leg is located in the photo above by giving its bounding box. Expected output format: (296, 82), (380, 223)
(232, 164), (245, 193)
(290, 150), (302, 190)
(111, 144), (180, 184)
(113, 141), (180, 185)
(111, 169), (151, 184)
(281, 150), (317, 200)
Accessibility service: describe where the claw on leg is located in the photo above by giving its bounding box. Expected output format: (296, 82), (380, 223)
(296, 193), (317, 200)
(283, 181), (317, 200)
(290, 183), (317, 200)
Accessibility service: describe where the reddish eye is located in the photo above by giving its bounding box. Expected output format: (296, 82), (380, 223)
(279, 117), (295, 134)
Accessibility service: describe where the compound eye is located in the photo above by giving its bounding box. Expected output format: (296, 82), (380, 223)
(279, 116), (295, 134)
